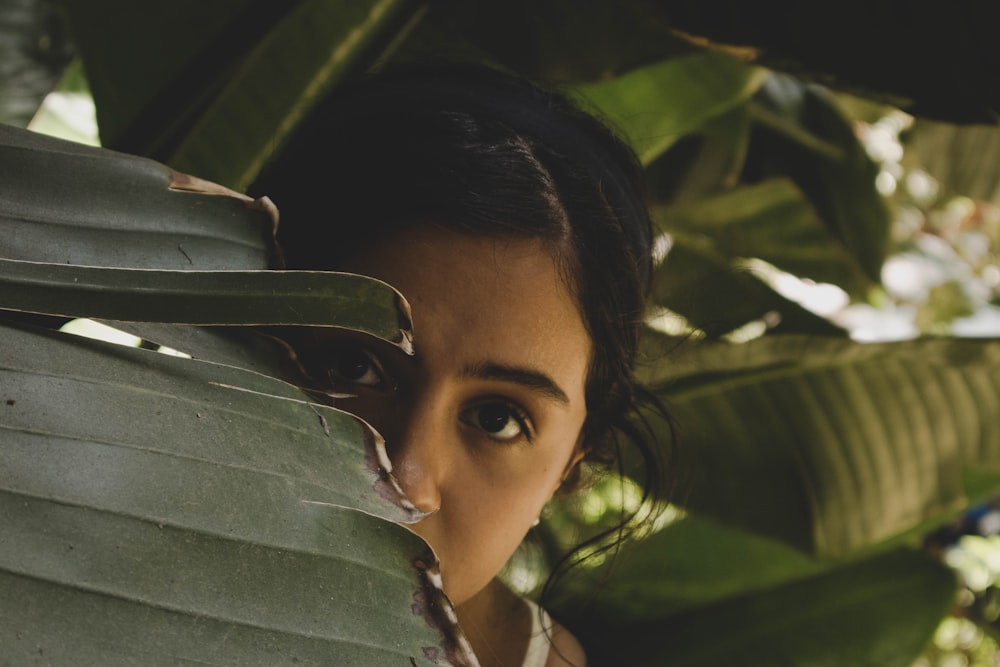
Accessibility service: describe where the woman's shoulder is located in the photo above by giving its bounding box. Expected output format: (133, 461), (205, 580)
(545, 618), (586, 667)
(521, 597), (587, 667)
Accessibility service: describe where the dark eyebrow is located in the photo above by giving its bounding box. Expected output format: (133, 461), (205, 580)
(461, 362), (571, 405)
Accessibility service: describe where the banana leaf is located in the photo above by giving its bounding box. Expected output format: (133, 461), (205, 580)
(641, 332), (1000, 556)
(63, 0), (427, 190)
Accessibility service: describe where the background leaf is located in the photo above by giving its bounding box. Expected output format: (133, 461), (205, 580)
(642, 332), (1000, 556)
(409, 0), (693, 83)
(64, 0), (427, 190)
(742, 75), (891, 283)
(557, 544), (954, 667)
(650, 242), (845, 337)
(575, 51), (768, 166)
(656, 178), (874, 299)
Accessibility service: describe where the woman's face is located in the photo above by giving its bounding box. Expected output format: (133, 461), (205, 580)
(312, 225), (591, 606)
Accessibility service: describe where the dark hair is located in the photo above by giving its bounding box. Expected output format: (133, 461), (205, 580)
(249, 61), (671, 601)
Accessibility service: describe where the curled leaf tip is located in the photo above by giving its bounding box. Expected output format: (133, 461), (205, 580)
(251, 195), (283, 268)
(395, 292), (415, 356)
(399, 328), (415, 356)
(167, 170), (253, 200)
(361, 421), (431, 523)
(251, 194), (280, 225)
(411, 549), (480, 667)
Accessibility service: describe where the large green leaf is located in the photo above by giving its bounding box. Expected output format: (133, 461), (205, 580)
(641, 332), (1000, 556)
(165, 0), (427, 190)
(641, 101), (753, 205)
(744, 75), (891, 283)
(2, 321), (421, 529)
(546, 511), (955, 666)
(95, 322), (305, 378)
(656, 178), (874, 300)
(61, 0), (267, 152)
(557, 540), (953, 667)
(1, 124), (413, 351)
(408, 0), (695, 84)
(549, 514), (829, 621)
(1, 501), (455, 665)
(904, 117), (1000, 207)
(0, 106), (471, 663)
(575, 51), (768, 165)
(64, 0), (427, 189)
(542, 501), (953, 666)
(0, 321), (473, 664)
(0, 260), (413, 352)
(0, 123), (276, 270)
(649, 176), (862, 338)
(0, 0), (74, 127)
(651, 241), (845, 338)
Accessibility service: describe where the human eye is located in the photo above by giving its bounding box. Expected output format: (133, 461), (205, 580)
(326, 343), (387, 391)
(460, 400), (534, 443)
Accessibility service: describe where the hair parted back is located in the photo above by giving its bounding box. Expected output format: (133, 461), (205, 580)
(249, 60), (672, 585)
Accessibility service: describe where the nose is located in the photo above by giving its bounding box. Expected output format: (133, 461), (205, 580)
(381, 400), (446, 515)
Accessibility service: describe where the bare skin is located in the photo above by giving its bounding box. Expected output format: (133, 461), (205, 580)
(458, 580), (587, 666)
(309, 226), (591, 664)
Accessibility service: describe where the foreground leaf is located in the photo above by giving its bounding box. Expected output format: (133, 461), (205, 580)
(1, 122), (413, 351)
(0, 321), (474, 664)
(0, 259), (413, 353)
(96, 322), (303, 378)
(0, 123), (276, 270)
(1, 321), (418, 525)
(1, 497), (462, 665)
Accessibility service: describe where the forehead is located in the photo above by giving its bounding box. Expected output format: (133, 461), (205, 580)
(339, 226), (592, 401)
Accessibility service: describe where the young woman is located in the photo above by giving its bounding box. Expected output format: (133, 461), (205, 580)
(250, 63), (668, 667)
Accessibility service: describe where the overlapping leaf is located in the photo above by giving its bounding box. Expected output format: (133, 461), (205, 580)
(0, 123), (276, 269)
(0, 259), (413, 351)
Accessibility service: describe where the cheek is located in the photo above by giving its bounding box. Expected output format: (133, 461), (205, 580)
(452, 452), (566, 538)
(444, 492), (542, 600)
(475, 447), (579, 530)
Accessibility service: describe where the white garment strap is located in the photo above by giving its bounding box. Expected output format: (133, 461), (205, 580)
(521, 599), (552, 667)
